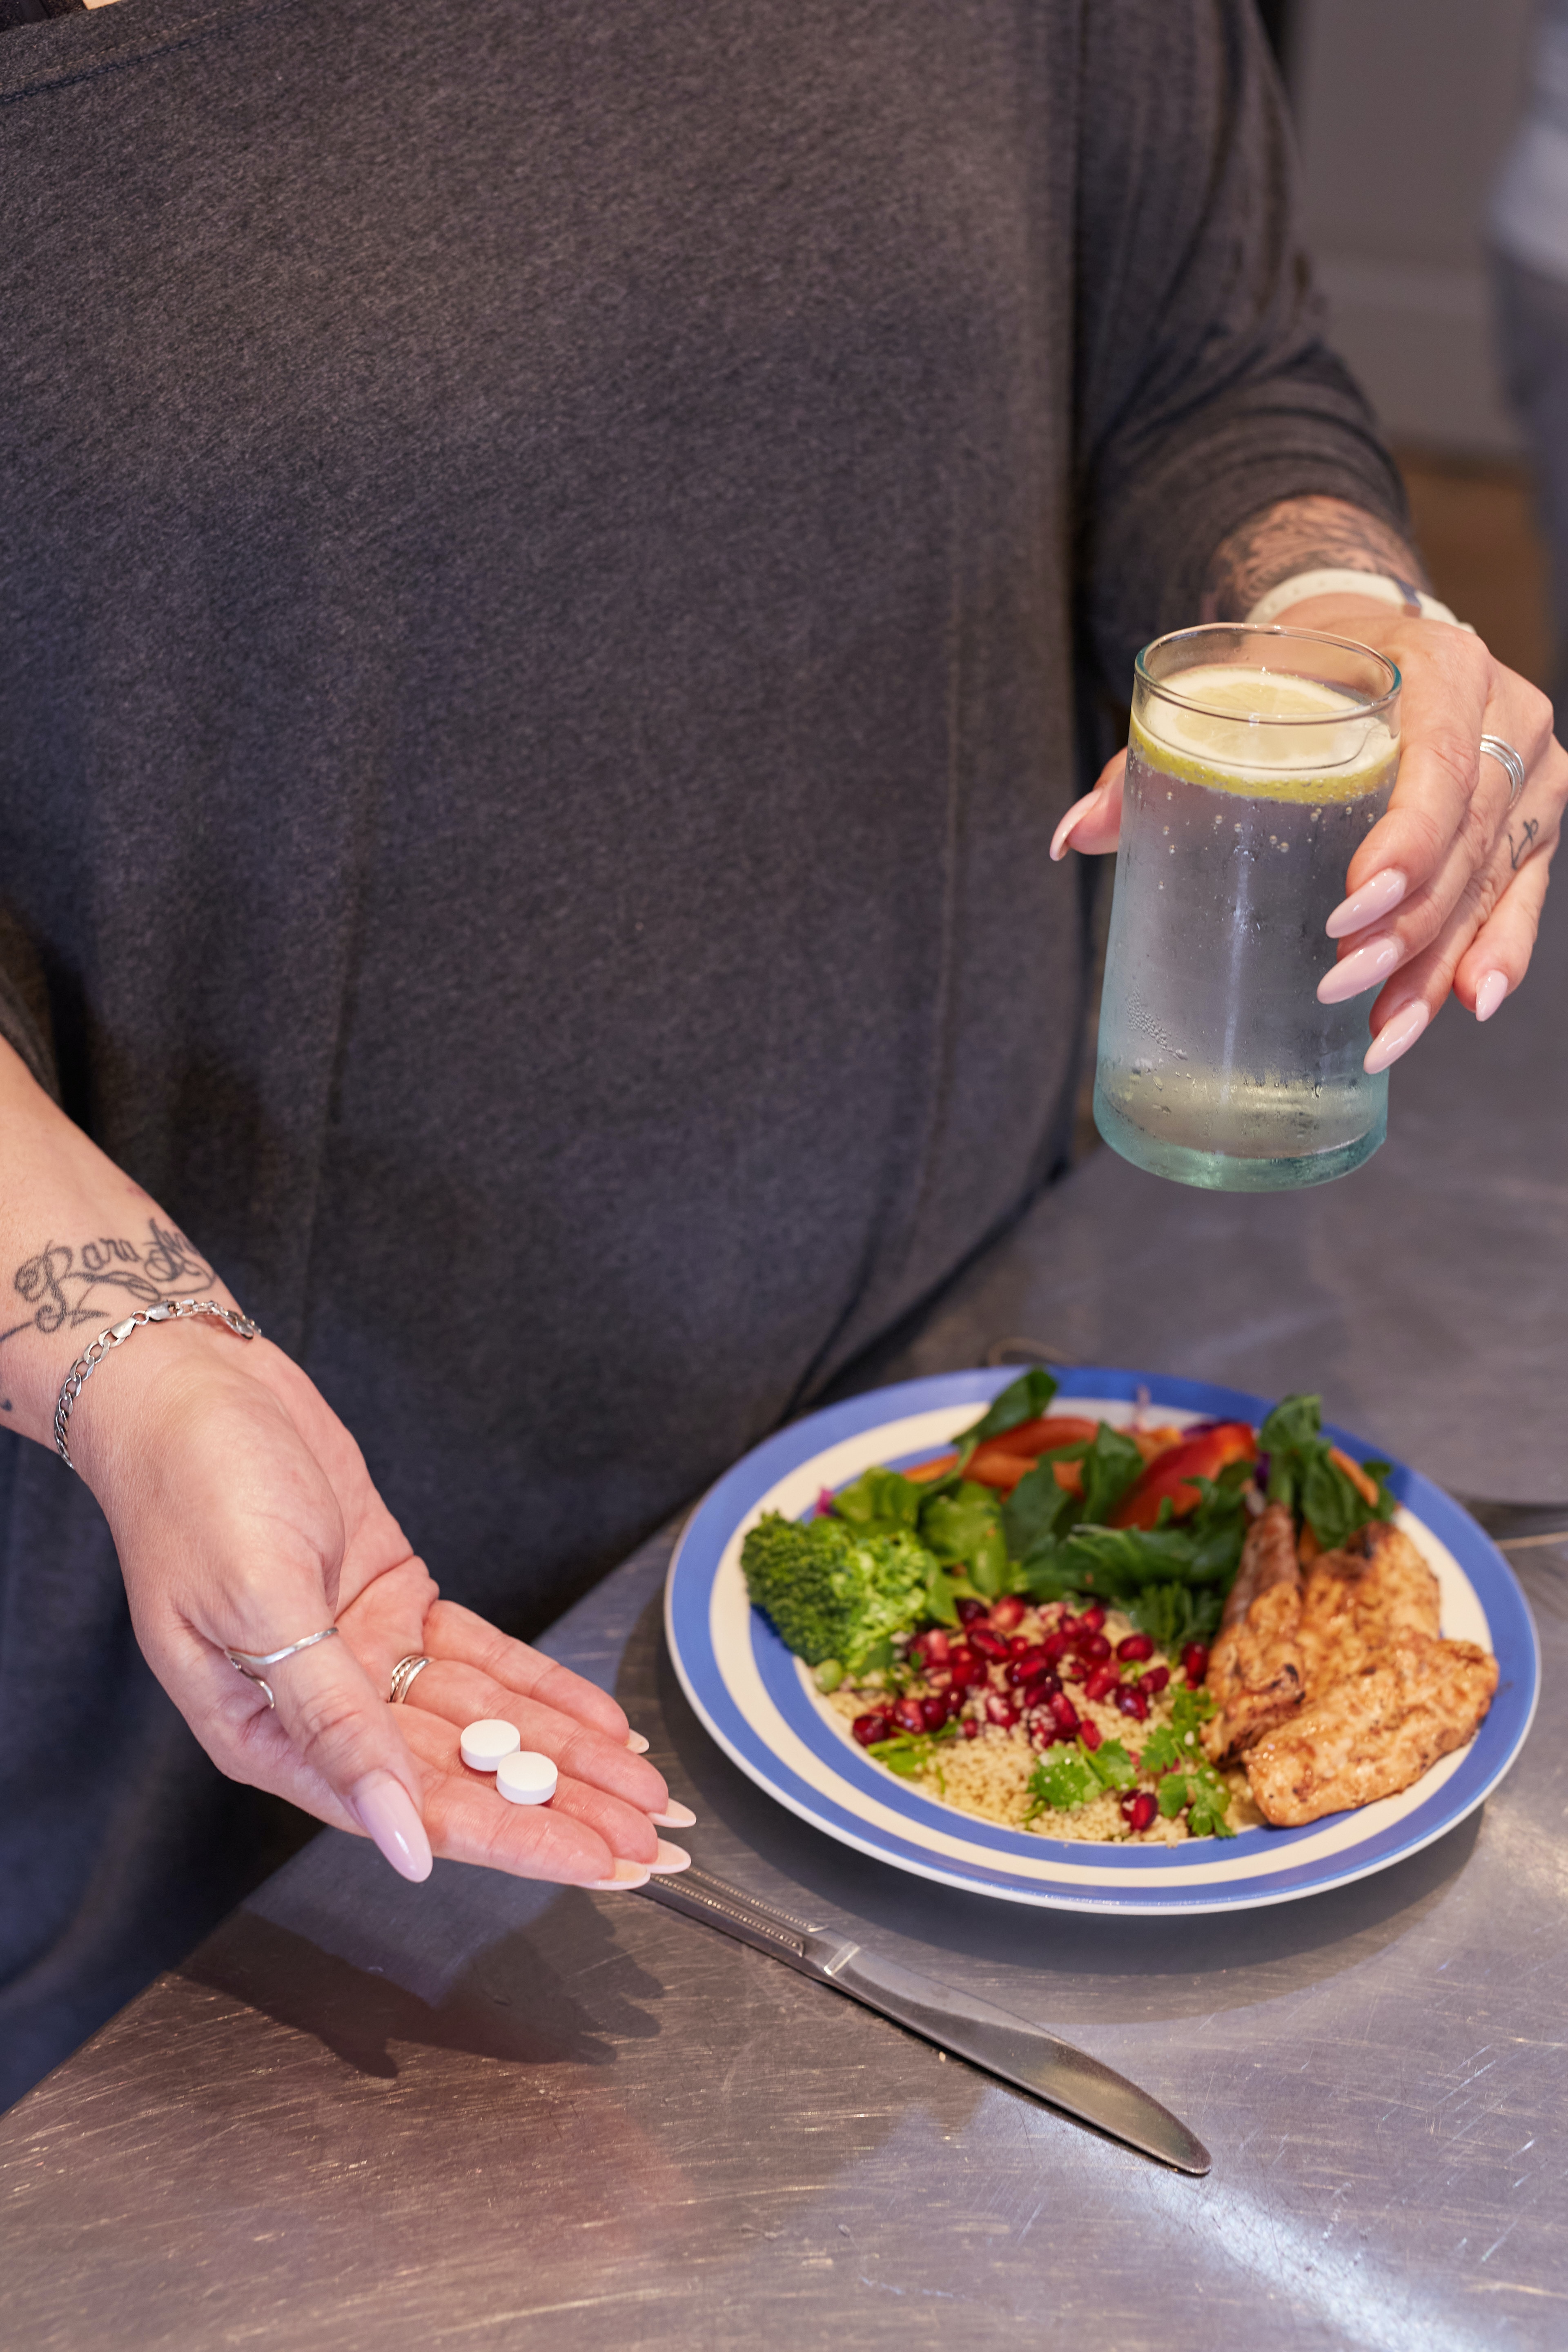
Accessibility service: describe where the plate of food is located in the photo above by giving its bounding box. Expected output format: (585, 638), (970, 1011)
(664, 1366), (1539, 1912)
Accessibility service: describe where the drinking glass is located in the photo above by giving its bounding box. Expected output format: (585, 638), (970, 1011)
(1093, 624), (1401, 1192)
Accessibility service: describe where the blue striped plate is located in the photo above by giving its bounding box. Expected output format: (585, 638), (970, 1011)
(664, 1368), (1539, 1913)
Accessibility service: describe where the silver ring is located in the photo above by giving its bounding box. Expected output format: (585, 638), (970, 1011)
(1479, 734), (1527, 808)
(389, 1653), (434, 1704)
(225, 1624), (339, 1710)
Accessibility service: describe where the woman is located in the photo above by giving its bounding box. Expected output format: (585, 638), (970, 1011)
(0, 0), (1560, 2105)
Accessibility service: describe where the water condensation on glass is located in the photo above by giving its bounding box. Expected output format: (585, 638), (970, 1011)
(1094, 659), (1399, 1192)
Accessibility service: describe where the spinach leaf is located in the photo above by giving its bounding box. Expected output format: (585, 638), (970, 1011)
(1261, 1392), (1396, 1550)
(1077, 1421), (1145, 1526)
(957, 1367), (1059, 1449)
(1000, 1454), (1080, 1561)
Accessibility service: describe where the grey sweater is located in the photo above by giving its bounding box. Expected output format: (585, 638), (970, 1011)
(0, 0), (1403, 2099)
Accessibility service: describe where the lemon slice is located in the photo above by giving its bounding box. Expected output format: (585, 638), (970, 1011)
(1135, 665), (1396, 800)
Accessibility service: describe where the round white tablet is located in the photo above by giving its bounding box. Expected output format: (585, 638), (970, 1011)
(496, 1749), (559, 1806)
(460, 1719), (522, 1773)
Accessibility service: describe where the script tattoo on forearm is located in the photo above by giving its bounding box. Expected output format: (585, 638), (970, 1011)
(0, 1219), (216, 1350)
(1201, 495), (1429, 622)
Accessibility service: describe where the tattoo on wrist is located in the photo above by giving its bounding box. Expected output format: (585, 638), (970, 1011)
(0, 1218), (216, 1351)
(1202, 496), (1428, 622)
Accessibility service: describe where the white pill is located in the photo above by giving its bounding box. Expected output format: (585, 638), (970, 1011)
(496, 1750), (559, 1806)
(460, 1719), (522, 1772)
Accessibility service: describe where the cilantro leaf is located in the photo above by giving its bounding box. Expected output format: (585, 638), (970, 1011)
(1025, 1749), (1101, 1816)
(1085, 1737), (1138, 1791)
(1125, 1579), (1226, 1656)
(1140, 1687), (1215, 1775)
(1154, 1761), (1234, 1838)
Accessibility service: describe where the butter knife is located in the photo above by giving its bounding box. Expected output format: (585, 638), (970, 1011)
(635, 1863), (1210, 2175)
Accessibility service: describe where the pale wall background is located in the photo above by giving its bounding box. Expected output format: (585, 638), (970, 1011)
(1290, 0), (1537, 456)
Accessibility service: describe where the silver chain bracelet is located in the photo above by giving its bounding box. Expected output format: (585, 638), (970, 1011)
(53, 1297), (261, 1471)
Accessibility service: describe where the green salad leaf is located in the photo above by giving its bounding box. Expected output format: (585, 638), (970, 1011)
(1261, 1393), (1397, 1551)
(956, 1366), (1059, 1450)
(831, 1464), (923, 1535)
(1077, 1421), (1145, 1527)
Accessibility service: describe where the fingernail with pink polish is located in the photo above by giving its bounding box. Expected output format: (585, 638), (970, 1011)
(1317, 934), (1401, 1005)
(1474, 970), (1509, 1022)
(1325, 867), (1409, 939)
(355, 1776), (434, 1883)
(647, 1841), (691, 1874)
(625, 1732), (650, 1754)
(588, 1859), (653, 1890)
(1049, 791), (1099, 863)
(650, 1801), (697, 1829)
(1364, 1000), (1430, 1075)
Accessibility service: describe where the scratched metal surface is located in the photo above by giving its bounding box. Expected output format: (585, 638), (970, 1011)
(2, 906), (1566, 2349)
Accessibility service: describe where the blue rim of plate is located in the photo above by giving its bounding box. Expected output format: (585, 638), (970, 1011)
(665, 1367), (1540, 1914)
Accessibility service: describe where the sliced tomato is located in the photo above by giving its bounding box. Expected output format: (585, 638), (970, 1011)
(1109, 1423), (1257, 1530)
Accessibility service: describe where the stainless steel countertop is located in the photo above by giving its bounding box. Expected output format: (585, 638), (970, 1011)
(4, 905), (1567, 2351)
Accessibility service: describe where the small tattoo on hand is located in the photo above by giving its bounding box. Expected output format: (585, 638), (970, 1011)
(1508, 818), (1540, 871)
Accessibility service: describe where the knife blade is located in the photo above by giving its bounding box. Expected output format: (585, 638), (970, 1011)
(1450, 1493), (1568, 1551)
(635, 1863), (1210, 2175)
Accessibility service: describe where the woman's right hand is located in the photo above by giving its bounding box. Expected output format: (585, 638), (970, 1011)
(71, 1318), (686, 1889)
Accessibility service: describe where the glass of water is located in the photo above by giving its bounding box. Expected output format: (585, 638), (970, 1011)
(1093, 624), (1401, 1192)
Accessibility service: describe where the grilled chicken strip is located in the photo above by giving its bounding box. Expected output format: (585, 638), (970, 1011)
(1202, 1502), (1305, 1765)
(1296, 1520), (1441, 1695)
(1244, 1636), (1498, 1827)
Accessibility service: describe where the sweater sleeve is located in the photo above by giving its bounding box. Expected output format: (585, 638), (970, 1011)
(0, 911), (61, 1102)
(1071, 0), (1410, 697)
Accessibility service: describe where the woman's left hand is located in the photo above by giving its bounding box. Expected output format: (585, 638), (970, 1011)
(1051, 596), (1566, 1071)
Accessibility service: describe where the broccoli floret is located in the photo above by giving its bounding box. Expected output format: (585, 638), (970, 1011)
(740, 1512), (934, 1672)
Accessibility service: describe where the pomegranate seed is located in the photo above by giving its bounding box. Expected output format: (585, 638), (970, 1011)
(956, 1596), (989, 1625)
(1182, 1642), (1210, 1684)
(1008, 1633), (1035, 1657)
(852, 1711), (892, 1746)
(962, 1719), (980, 1739)
(949, 1648), (984, 1689)
(1048, 1692), (1080, 1734)
(971, 1628), (1009, 1663)
(1004, 1645), (1051, 1686)
(1140, 1665), (1171, 1696)
(1078, 1604), (1106, 1632)
(921, 1694), (951, 1732)
(984, 1693), (1019, 1728)
(1042, 1629), (1074, 1663)
(1116, 1633), (1155, 1663)
(895, 1697), (927, 1735)
(1060, 1658), (1085, 1684)
(1057, 1615), (1080, 1639)
(1075, 1631), (1111, 1664)
(1079, 1718), (1102, 1750)
(1021, 1670), (1062, 1705)
(920, 1629), (951, 1668)
(1120, 1789), (1158, 1833)
(1114, 1685), (1149, 1722)
(989, 1595), (1025, 1633)
(1083, 1665), (1119, 1704)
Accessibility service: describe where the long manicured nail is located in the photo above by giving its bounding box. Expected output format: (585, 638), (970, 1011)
(1050, 790), (1100, 863)
(588, 1859), (652, 1890)
(625, 1731), (650, 1754)
(647, 1841), (691, 1873)
(1325, 867), (1409, 938)
(650, 1801), (697, 1829)
(1364, 999), (1430, 1074)
(1474, 970), (1509, 1022)
(354, 1776), (434, 1883)
(1317, 934), (1401, 1005)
